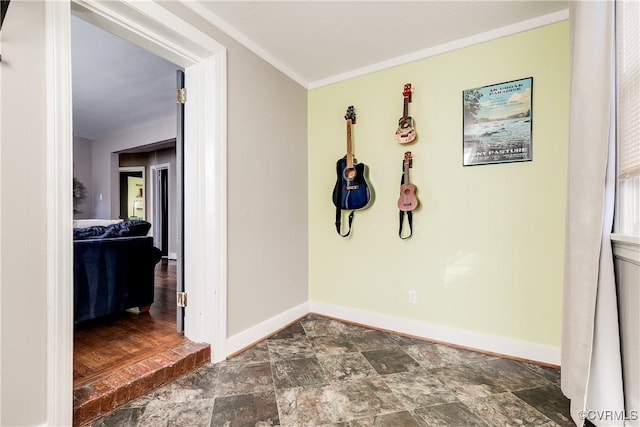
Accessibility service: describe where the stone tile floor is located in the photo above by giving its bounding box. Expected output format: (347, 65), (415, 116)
(90, 314), (574, 426)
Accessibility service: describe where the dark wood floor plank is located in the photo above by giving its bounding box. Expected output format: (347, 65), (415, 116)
(73, 260), (184, 387)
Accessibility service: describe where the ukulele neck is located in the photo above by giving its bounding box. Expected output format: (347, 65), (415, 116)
(403, 161), (410, 184)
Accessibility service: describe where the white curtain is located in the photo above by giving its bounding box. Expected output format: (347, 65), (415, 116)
(562, 1), (625, 426)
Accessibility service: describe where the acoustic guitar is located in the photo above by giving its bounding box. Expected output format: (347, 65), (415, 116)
(332, 106), (371, 211)
(398, 151), (418, 211)
(395, 83), (416, 143)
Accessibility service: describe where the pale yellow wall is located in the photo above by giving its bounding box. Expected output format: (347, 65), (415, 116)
(309, 22), (569, 347)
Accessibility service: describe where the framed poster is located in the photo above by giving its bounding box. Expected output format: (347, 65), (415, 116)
(463, 77), (533, 166)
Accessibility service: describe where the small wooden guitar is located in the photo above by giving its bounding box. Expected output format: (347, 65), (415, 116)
(332, 106), (371, 211)
(395, 83), (416, 143)
(398, 151), (419, 211)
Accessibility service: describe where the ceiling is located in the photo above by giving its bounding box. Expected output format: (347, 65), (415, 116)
(71, 1), (568, 141)
(198, 1), (568, 87)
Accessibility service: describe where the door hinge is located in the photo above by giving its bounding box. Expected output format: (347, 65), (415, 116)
(177, 88), (187, 104)
(177, 291), (187, 307)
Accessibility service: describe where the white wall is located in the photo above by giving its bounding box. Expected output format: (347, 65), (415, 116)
(0, 1), (48, 424)
(159, 1), (309, 338)
(73, 135), (93, 218)
(0, 1), (307, 422)
(613, 239), (640, 422)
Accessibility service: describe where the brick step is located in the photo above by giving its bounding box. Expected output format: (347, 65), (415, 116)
(73, 340), (210, 426)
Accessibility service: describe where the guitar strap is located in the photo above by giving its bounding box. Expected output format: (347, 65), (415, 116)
(335, 208), (355, 237)
(399, 211), (413, 239)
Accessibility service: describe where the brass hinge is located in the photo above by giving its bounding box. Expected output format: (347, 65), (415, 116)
(177, 291), (187, 307)
(177, 88), (187, 104)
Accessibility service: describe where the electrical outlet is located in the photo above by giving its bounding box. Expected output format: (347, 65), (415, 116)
(408, 290), (417, 304)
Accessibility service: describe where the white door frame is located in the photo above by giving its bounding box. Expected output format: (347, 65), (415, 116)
(45, 1), (228, 425)
(149, 162), (171, 255)
(119, 166), (146, 220)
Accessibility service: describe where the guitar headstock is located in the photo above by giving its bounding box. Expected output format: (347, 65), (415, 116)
(344, 106), (356, 124)
(404, 151), (413, 167)
(403, 83), (412, 102)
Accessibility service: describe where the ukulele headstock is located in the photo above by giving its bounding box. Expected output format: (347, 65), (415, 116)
(404, 151), (413, 168)
(403, 84), (412, 102)
(344, 106), (356, 124)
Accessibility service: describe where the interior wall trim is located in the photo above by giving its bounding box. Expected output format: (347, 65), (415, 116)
(225, 300), (560, 366)
(310, 302), (561, 366)
(47, 1), (229, 425)
(45, 2), (73, 425)
(226, 302), (310, 357)
(309, 9), (569, 89)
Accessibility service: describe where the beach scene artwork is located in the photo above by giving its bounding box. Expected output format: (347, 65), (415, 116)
(463, 77), (533, 166)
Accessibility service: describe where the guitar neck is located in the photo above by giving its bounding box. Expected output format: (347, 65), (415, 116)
(403, 97), (409, 118)
(346, 119), (354, 168)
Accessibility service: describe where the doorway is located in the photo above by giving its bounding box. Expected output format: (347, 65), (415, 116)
(70, 15), (185, 423)
(152, 164), (170, 257)
(48, 3), (228, 424)
(119, 167), (145, 220)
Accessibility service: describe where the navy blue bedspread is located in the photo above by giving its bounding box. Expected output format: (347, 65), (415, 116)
(73, 236), (162, 324)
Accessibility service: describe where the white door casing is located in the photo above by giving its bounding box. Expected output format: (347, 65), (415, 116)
(46, 1), (228, 425)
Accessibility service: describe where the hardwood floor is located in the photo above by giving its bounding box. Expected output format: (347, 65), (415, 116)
(73, 260), (210, 426)
(73, 260), (181, 386)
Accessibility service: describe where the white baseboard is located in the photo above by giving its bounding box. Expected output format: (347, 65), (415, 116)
(310, 302), (561, 366)
(226, 301), (310, 357)
(168, 252), (177, 260)
(223, 300), (560, 365)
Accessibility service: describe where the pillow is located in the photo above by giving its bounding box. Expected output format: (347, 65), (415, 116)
(100, 220), (151, 238)
(73, 220), (151, 240)
(73, 225), (108, 240)
(73, 219), (123, 229)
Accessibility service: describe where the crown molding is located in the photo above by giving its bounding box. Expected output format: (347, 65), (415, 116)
(309, 9), (569, 89)
(182, 1), (309, 88)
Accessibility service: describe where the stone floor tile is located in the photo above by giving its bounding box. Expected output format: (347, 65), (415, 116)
(137, 398), (215, 427)
(276, 384), (343, 425)
(382, 370), (458, 409)
(523, 363), (561, 385)
(90, 406), (145, 427)
(310, 334), (358, 357)
(319, 352), (378, 383)
(301, 317), (350, 338)
(215, 361), (273, 397)
(362, 348), (420, 375)
(514, 386), (574, 427)
(462, 392), (558, 427)
(272, 357), (329, 389)
(431, 364), (507, 400)
(226, 341), (271, 365)
(330, 377), (406, 421)
(90, 315), (571, 427)
(270, 321), (307, 340)
(470, 358), (552, 392)
(413, 401), (489, 427)
(151, 363), (219, 403)
(347, 330), (398, 352)
(348, 411), (422, 426)
(210, 391), (280, 426)
(267, 336), (316, 361)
